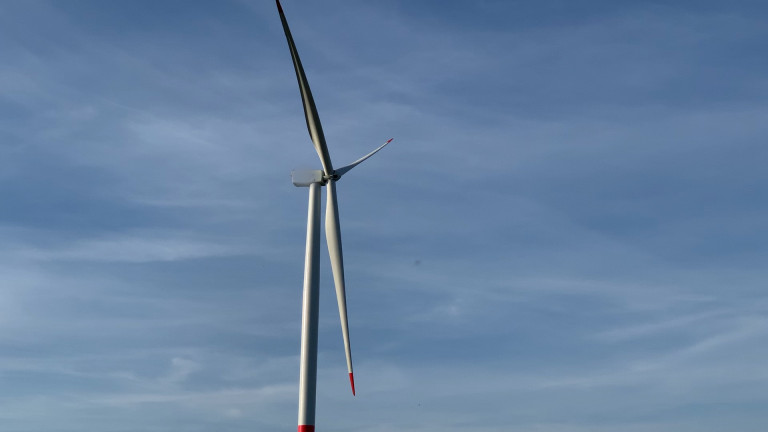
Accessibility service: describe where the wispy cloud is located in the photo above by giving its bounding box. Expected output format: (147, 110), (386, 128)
(18, 233), (244, 263)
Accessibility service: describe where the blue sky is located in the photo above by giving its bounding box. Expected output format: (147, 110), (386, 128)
(1, 0), (767, 431)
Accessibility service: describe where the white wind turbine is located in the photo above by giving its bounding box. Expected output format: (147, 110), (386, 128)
(275, 1), (392, 431)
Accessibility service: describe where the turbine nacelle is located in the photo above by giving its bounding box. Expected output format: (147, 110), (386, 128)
(291, 169), (325, 187)
(290, 170), (342, 187)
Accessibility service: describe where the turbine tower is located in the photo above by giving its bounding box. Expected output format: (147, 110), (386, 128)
(275, 2), (392, 431)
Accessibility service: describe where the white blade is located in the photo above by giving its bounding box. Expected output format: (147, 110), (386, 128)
(325, 180), (355, 395)
(276, 0), (334, 176)
(334, 138), (393, 178)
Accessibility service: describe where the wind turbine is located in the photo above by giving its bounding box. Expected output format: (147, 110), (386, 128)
(275, 1), (392, 431)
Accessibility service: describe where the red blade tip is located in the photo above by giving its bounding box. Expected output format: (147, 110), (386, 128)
(349, 372), (356, 396)
(386, 138), (393, 143)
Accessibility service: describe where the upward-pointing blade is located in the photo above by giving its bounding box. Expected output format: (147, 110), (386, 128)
(325, 180), (355, 395)
(276, 0), (333, 176)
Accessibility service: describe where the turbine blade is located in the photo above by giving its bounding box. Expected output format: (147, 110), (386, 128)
(325, 180), (355, 395)
(276, 0), (333, 175)
(335, 138), (393, 178)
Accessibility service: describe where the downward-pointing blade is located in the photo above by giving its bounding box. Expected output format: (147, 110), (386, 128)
(276, 0), (333, 175)
(325, 180), (355, 395)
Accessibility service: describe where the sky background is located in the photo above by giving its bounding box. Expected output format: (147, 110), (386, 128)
(1, 0), (767, 431)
